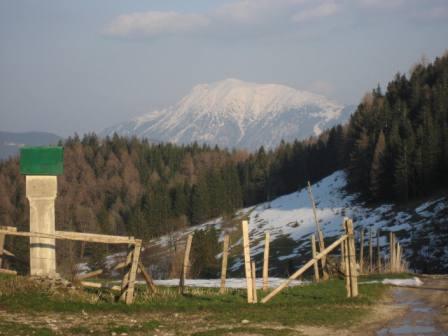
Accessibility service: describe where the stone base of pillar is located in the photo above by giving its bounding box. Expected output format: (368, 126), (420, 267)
(26, 176), (57, 277)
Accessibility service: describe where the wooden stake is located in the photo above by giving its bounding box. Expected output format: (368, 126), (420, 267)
(343, 238), (350, 296)
(251, 261), (258, 303)
(389, 232), (394, 273)
(261, 234), (347, 303)
(369, 228), (373, 273)
(125, 240), (141, 304)
(345, 219), (358, 297)
(138, 261), (157, 293)
(119, 245), (134, 302)
(359, 229), (364, 274)
(307, 181), (328, 280)
(396, 243), (401, 273)
(376, 229), (381, 273)
(262, 232), (270, 291)
(219, 234), (230, 294)
(311, 234), (320, 282)
(179, 234), (193, 293)
(242, 220), (253, 303)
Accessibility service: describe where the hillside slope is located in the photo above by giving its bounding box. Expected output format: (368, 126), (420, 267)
(146, 171), (447, 276)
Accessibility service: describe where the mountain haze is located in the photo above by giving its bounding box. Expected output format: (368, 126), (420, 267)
(0, 131), (61, 160)
(103, 79), (354, 150)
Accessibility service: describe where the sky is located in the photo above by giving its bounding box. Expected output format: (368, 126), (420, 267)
(1, 0), (448, 137)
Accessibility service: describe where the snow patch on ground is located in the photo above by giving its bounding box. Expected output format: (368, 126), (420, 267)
(151, 277), (307, 289)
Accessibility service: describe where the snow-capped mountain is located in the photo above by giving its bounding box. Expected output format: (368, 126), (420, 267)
(102, 79), (354, 150)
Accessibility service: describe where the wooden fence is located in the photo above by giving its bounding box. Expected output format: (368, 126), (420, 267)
(0, 227), (151, 304)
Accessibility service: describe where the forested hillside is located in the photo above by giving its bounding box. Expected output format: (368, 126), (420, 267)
(0, 131), (340, 244)
(347, 53), (448, 201)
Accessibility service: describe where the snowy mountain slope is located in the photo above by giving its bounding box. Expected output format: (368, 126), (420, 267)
(144, 170), (447, 276)
(102, 79), (354, 150)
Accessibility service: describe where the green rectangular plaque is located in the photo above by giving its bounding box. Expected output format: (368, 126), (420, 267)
(20, 146), (64, 175)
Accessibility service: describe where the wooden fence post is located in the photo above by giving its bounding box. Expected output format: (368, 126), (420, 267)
(263, 232), (270, 291)
(125, 240), (142, 304)
(219, 234), (230, 294)
(307, 181), (328, 280)
(376, 229), (381, 273)
(396, 243), (401, 273)
(251, 261), (258, 303)
(311, 234), (320, 282)
(369, 228), (373, 273)
(343, 237), (350, 296)
(120, 240), (142, 304)
(347, 219), (358, 297)
(359, 229), (364, 274)
(242, 220), (253, 303)
(179, 234), (193, 294)
(120, 243), (134, 302)
(0, 226), (16, 268)
(344, 219), (358, 298)
(389, 232), (395, 273)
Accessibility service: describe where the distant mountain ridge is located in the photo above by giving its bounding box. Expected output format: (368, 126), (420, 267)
(0, 131), (61, 160)
(103, 79), (354, 150)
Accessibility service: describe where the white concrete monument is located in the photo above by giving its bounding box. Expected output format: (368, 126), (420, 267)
(20, 146), (63, 277)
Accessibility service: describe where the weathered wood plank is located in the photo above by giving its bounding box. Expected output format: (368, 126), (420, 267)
(345, 218), (358, 297)
(311, 234), (320, 282)
(359, 229), (364, 274)
(242, 220), (253, 303)
(261, 234), (347, 303)
(138, 261), (157, 293)
(219, 234), (230, 294)
(0, 230), (136, 245)
(80, 281), (121, 291)
(179, 234), (193, 294)
(307, 181), (328, 280)
(251, 261), (257, 303)
(74, 269), (103, 281)
(262, 232), (270, 291)
(125, 241), (142, 304)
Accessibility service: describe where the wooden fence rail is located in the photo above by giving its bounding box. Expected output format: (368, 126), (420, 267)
(261, 233), (348, 303)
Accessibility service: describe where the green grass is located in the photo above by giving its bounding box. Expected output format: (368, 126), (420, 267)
(108, 320), (160, 333)
(0, 274), (401, 334)
(0, 320), (55, 336)
(192, 327), (299, 336)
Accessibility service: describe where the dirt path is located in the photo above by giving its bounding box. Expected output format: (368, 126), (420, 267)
(374, 277), (448, 336)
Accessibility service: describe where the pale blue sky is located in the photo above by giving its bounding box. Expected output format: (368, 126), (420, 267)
(1, 0), (448, 136)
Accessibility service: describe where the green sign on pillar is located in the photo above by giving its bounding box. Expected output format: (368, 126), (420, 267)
(19, 146), (64, 176)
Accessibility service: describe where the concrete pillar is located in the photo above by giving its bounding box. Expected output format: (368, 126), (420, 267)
(26, 175), (57, 276)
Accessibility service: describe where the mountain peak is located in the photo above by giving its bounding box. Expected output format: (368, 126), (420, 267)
(102, 79), (354, 150)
